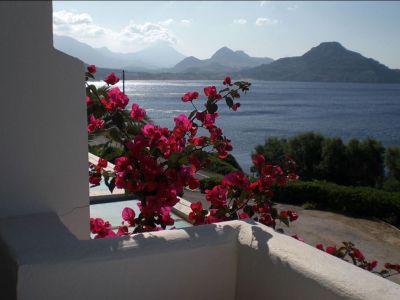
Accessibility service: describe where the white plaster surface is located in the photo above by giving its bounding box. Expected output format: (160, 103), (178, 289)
(0, 1), (89, 239)
(0, 216), (399, 299)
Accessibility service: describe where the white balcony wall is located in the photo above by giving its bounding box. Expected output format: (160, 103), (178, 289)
(0, 216), (399, 299)
(0, 1), (89, 239)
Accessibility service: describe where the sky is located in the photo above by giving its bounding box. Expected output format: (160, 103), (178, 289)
(53, 1), (400, 68)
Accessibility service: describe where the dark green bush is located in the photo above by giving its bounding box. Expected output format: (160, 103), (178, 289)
(204, 154), (241, 175)
(89, 144), (124, 164)
(273, 180), (400, 227)
(199, 176), (223, 193)
(253, 133), (386, 187)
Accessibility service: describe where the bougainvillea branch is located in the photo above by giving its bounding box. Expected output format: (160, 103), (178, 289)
(86, 65), (399, 280)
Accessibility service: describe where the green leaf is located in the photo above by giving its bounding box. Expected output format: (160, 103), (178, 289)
(89, 84), (97, 93)
(85, 72), (95, 79)
(278, 215), (290, 227)
(225, 97), (234, 108)
(207, 103), (218, 114)
(188, 109), (197, 120)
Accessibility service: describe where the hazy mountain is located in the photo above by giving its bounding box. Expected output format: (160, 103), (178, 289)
(172, 46), (274, 73)
(54, 35), (186, 71)
(54, 35), (125, 69)
(241, 42), (400, 83)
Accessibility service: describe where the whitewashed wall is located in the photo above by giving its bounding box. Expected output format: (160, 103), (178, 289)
(0, 1), (88, 239)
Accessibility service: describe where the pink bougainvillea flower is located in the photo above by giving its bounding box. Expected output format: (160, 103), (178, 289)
(86, 96), (92, 106)
(174, 114), (192, 132)
(316, 244), (324, 251)
(252, 154), (265, 168)
(352, 248), (365, 261)
(87, 115), (105, 133)
(223, 76), (231, 85)
(326, 246), (336, 255)
(104, 72), (120, 85)
(87, 64), (96, 74)
(222, 171), (250, 190)
(205, 185), (228, 208)
(107, 87), (129, 110)
(367, 260), (378, 271)
(89, 174), (101, 186)
(231, 103), (241, 111)
(291, 234), (304, 242)
(239, 213), (249, 220)
(288, 211), (299, 222)
(204, 86), (218, 98)
(130, 103), (146, 121)
(181, 91), (199, 102)
(122, 207), (136, 226)
(97, 158), (107, 169)
(116, 225), (129, 236)
(161, 207), (175, 226)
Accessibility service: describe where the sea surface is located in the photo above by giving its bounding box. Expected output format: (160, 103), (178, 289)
(112, 80), (400, 173)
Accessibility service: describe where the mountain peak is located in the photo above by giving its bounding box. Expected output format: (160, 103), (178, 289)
(302, 41), (350, 59)
(211, 47), (235, 59)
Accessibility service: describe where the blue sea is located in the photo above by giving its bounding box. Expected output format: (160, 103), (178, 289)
(118, 80), (400, 173)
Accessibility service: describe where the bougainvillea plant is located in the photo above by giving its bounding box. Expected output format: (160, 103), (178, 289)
(86, 65), (398, 279)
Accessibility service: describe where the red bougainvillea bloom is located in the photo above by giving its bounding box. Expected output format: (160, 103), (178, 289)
(181, 91), (199, 102)
(174, 114), (192, 132)
(231, 103), (240, 111)
(239, 213), (249, 220)
(291, 234), (304, 242)
(86, 96), (92, 106)
(252, 154), (265, 168)
(205, 185), (228, 208)
(89, 173), (101, 186)
(326, 246), (336, 255)
(366, 260), (378, 271)
(352, 248), (365, 261)
(130, 103), (146, 121)
(104, 72), (120, 85)
(222, 171), (250, 190)
(161, 207), (175, 226)
(106, 87), (129, 110)
(87, 64), (96, 74)
(122, 207), (136, 226)
(204, 86), (218, 98)
(88, 115), (105, 133)
(96, 158), (107, 173)
(316, 244), (324, 251)
(90, 218), (116, 238)
(288, 211), (298, 222)
(189, 201), (205, 225)
(223, 76), (231, 85)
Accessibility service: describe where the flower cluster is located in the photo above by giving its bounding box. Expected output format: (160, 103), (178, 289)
(312, 241), (400, 278)
(86, 64), (399, 281)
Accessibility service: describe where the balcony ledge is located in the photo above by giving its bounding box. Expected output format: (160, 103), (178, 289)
(0, 214), (399, 299)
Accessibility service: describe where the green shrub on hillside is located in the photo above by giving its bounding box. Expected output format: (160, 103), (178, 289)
(199, 176), (223, 193)
(204, 154), (241, 175)
(253, 133), (386, 187)
(273, 180), (400, 227)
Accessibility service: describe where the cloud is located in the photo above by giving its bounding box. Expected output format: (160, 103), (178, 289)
(259, 1), (271, 7)
(255, 17), (278, 26)
(160, 19), (174, 26)
(53, 10), (92, 25)
(233, 19), (247, 25)
(53, 10), (177, 52)
(119, 21), (176, 45)
(287, 4), (299, 11)
(180, 19), (191, 24)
